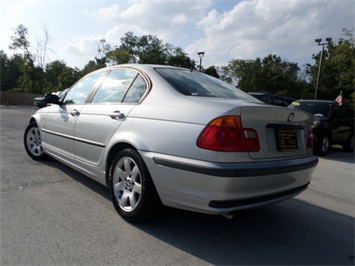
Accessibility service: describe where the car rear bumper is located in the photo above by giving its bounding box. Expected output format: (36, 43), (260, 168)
(153, 155), (318, 177)
(141, 151), (318, 214)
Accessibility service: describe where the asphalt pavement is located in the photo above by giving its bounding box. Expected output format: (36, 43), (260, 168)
(0, 106), (354, 265)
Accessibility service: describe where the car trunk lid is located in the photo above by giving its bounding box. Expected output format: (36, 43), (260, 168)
(240, 106), (314, 159)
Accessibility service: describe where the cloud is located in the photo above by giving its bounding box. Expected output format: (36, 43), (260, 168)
(60, 35), (101, 66)
(186, 0), (354, 67)
(91, 1), (212, 47)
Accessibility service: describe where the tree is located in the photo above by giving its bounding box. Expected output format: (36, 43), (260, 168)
(113, 32), (194, 67)
(205, 66), (219, 78)
(167, 47), (195, 69)
(7, 24), (41, 93)
(221, 55), (306, 99)
(95, 39), (111, 68)
(106, 49), (131, 65)
(81, 60), (101, 76)
(9, 24), (31, 59)
(35, 24), (52, 69)
(306, 28), (355, 102)
(45, 60), (80, 92)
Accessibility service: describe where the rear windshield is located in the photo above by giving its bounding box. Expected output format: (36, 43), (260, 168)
(289, 101), (333, 117)
(155, 68), (258, 101)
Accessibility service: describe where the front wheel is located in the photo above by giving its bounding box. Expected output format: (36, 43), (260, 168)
(24, 122), (48, 160)
(109, 148), (161, 222)
(314, 133), (331, 156)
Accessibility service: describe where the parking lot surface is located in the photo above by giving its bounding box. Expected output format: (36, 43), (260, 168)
(1, 106), (354, 265)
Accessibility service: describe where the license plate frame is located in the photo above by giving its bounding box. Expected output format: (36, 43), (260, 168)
(276, 129), (298, 152)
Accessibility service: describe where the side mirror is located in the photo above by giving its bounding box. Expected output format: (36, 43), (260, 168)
(45, 93), (60, 104)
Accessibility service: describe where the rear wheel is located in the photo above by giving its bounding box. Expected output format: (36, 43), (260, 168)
(24, 122), (48, 160)
(109, 148), (161, 222)
(314, 133), (331, 156)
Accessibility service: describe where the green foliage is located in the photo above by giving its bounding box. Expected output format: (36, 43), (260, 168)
(107, 32), (194, 68)
(205, 66), (220, 78)
(106, 49), (131, 65)
(45, 60), (80, 93)
(306, 29), (354, 101)
(221, 55), (306, 99)
(9, 24), (31, 59)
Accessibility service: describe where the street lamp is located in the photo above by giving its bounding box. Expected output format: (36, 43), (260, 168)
(314, 37), (332, 99)
(197, 51), (205, 71)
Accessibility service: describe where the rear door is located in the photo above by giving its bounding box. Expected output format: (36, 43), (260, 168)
(74, 68), (149, 166)
(332, 104), (354, 142)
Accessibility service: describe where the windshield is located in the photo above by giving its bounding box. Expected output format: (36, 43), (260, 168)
(155, 68), (259, 101)
(288, 101), (333, 117)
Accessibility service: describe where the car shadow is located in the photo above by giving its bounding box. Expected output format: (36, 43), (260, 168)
(41, 158), (354, 266)
(136, 201), (354, 265)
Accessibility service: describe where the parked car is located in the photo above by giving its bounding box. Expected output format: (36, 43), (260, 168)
(288, 100), (354, 156)
(248, 92), (294, 107)
(33, 95), (47, 108)
(24, 64), (318, 222)
(33, 91), (64, 108)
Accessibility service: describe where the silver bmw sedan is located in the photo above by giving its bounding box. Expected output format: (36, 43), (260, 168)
(24, 64), (318, 222)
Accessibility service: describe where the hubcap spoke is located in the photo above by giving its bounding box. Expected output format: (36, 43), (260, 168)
(114, 181), (125, 192)
(120, 190), (130, 207)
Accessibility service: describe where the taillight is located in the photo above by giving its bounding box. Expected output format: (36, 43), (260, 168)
(306, 126), (313, 149)
(197, 116), (260, 152)
(313, 121), (321, 128)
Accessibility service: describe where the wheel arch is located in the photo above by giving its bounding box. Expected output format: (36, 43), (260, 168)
(29, 117), (37, 125)
(105, 142), (137, 187)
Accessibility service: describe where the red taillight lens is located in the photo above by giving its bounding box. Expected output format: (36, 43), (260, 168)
(197, 116), (260, 152)
(306, 126), (313, 149)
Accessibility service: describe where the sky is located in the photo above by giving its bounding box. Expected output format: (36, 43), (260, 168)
(1, 0), (354, 70)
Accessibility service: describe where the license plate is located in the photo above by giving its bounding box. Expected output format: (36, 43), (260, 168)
(276, 129), (298, 152)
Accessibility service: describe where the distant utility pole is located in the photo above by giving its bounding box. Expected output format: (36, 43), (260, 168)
(314, 37), (332, 99)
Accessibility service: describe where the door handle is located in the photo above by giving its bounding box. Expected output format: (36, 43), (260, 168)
(110, 110), (125, 120)
(70, 109), (80, 116)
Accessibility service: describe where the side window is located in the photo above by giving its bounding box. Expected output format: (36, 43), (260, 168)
(92, 69), (137, 103)
(123, 75), (147, 103)
(64, 72), (104, 104)
(261, 95), (272, 104)
(272, 96), (284, 106)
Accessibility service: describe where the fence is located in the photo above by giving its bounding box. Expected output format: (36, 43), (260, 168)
(0, 91), (44, 106)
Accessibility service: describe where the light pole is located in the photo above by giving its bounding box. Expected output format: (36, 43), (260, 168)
(197, 51), (205, 71)
(314, 37), (332, 99)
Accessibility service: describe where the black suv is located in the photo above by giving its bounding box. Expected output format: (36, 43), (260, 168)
(248, 92), (294, 107)
(288, 100), (354, 155)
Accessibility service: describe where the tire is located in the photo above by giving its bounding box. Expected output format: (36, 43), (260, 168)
(314, 133), (331, 156)
(24, 122), (48, 160)
(109, 148), (161, 222)
(343, 134), (354, 152)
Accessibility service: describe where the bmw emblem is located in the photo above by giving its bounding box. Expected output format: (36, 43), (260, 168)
(287, 112), (294, 122)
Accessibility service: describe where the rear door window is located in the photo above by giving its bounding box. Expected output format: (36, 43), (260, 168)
(92, 69), (137, 103)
